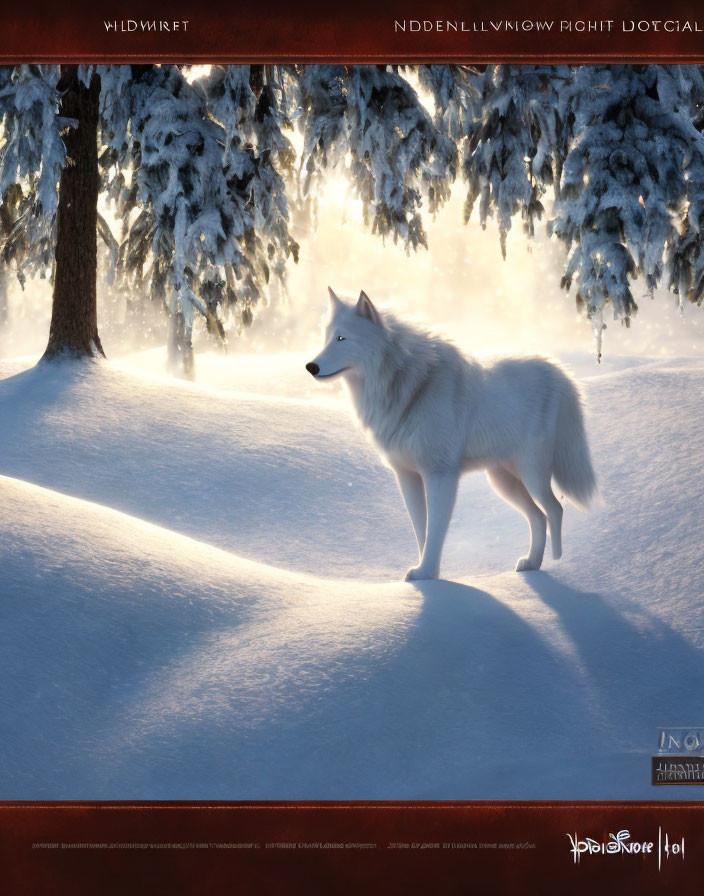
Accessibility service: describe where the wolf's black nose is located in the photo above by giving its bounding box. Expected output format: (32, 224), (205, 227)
(306, 362), (320, 376)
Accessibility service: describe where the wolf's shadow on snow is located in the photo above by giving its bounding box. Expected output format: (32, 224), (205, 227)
(126, 575), (702, 798)
(64, 571), (704, 800)
(386, 573), (704, 797)
(524, 572), (704, 745)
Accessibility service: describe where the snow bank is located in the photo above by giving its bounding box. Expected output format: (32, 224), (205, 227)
(0, 354), (702, 799)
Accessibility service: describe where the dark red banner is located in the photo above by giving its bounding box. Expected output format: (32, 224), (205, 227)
(2, 801), (703, 893)
(0, 0), (703, 62)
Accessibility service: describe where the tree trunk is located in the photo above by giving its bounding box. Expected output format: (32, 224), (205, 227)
(43, 66), (104, 360)
(0, 267), (8, 328)
(167, 310), (195, 380)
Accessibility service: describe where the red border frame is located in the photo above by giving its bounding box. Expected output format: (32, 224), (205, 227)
(1, 0), (704, 890)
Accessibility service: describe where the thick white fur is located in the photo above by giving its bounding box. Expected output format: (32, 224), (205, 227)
(309, 289), (597, 581)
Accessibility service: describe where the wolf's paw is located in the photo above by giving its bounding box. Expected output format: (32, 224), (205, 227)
(515, 556), (541, 572)
(405, 565), (437, 582)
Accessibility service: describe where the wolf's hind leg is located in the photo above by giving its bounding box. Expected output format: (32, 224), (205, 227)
(394, 467), (427, 558)
(487, 466), (547, 571)
(405, 472), (458, 581)
(518, 464), (563, 561)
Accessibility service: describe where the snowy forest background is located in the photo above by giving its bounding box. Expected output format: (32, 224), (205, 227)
(1, 63), (704, 364)
(1, 65), (703, 800)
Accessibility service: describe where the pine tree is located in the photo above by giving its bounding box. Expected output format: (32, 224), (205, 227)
(295, 65), (457, 249)
(547, 65), (704, 355)
(420, 63), (704, 354)
(0, 63), (301, 368)
(103, 64), (300, 374)
(0, 66), (66, 289)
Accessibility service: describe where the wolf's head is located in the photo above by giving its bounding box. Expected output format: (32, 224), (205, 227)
(306, 287), (386, 381)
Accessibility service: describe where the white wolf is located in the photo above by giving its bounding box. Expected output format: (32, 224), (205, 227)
(307, 288), (597, 581)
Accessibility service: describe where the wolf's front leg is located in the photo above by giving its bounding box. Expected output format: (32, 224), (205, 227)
(405, 472), (458, 581)
(394, 467), (427, 558)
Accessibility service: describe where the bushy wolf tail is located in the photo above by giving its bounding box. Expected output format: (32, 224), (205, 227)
(552, 380), (598, 510)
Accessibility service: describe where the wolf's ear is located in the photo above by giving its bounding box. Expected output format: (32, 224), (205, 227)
(328, 286), (341, 308)
(355, 291), (382, 327)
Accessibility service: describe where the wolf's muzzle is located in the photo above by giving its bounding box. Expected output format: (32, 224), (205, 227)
(306, 362), (320, 376)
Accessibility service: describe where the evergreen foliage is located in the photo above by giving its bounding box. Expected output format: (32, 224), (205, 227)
(2, 63), (704, 351)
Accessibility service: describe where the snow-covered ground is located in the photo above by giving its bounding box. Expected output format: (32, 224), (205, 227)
(1, 349), (703, 799)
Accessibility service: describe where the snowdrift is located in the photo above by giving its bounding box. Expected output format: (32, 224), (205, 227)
(0, 353), (702, 798)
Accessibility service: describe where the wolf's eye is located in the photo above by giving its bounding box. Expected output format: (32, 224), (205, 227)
(337, 335), (346, 341)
